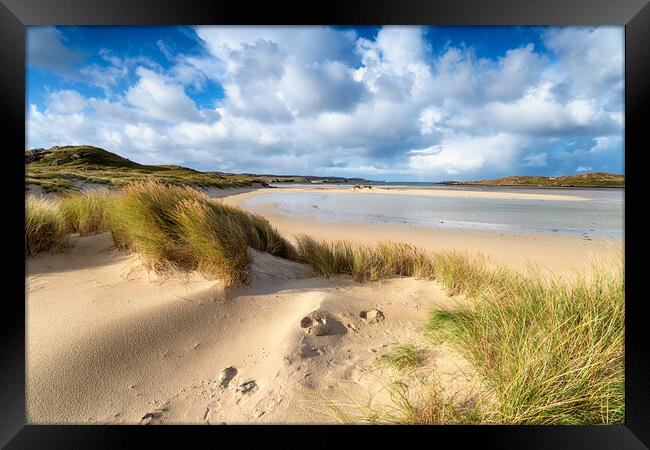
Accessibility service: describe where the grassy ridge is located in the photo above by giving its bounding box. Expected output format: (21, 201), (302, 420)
(27, 181), (291, 287)
(25, 145), (366, 193)
(24, 183), (624, 424)
(446, 172), (624, 188)
(26, 146), (272, 193)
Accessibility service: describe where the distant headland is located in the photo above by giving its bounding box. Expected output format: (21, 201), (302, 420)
(440, 172), (624, 188)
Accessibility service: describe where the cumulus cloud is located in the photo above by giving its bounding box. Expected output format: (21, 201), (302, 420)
(408, 133), (522, 176)
(26, 26), (625, 179)
(126, 68), (203, 123)
(542, 27), (624, 104)
(45, 89), (87, 114)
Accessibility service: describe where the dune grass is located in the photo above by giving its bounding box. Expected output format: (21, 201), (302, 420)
(368, 380), (479, 424)
(377, 345), (429, 371)
(296, 239), (624, 424)
(426, 255), (624, 424)
(323, 377), (478, 425)
(57, 190), (114, 235)
(430, 251), (518, 297)
(25, 196), (66, 257)
(108, 181), (292, 286)
(294, 236), (435, 282)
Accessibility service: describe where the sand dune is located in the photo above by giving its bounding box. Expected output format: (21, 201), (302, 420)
(26, 233), (474, 424)
(27, 185), (621, 423)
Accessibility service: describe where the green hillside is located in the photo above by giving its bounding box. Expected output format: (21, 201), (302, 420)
(445, 172), (624, 188)
(25, 145), (365, 193)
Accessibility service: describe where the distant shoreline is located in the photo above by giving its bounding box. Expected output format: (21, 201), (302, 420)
(219, 186), (623, 276)
(437, 172), (624, 189)
(272, 181), (624, 190)
(437, 182), (624, 189)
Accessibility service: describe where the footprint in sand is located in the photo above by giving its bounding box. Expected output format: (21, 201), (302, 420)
(300, 311), (329, 336)
(237, 379), (257, 395)
(300, 346), (323, 358)
(300, 311), (348, 336)
(140, 404), (169, 424)
(360, 309), (385, 324)
(218, 366), (238, 389)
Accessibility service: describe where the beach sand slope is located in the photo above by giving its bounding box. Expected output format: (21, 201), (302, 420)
(26, 233), (474, 424)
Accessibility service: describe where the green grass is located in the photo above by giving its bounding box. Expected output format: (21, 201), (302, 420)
(25, 145), (276, 193)
(323, 378), (478, 425)
(25, 181), (292, 286)
(108, 181), (293, 286)
(427, 256), (624, 424)
(430, 251), (517, 297)
(377, 345), (429, 371)
(294, 236), (435, 282)
(25, 196), (66, 257)
(458, 172), (624, 188)
(25, 145), (362, 193)
(58, 190), (114, 235)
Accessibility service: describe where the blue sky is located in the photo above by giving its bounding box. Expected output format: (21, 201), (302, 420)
(26, 26), (624, 181)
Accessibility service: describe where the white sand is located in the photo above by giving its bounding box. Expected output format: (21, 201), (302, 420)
(27, 233), (474, 424)
(258, 185), (590, 201)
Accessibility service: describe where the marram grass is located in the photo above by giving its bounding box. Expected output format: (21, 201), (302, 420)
(322, 377), (479, 425)
(108, 181), (292, 286)
(427, 255), (624, 425)
(25, 196), (66, 257)
(58, 189), (114, 235)
(294, 235), (435, 282)
(377, 345), (429, 371)
(291, 238), (624, 424)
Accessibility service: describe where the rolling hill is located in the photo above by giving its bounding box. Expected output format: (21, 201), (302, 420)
(25, 145), (368, 193)
(442, 172), (624, 188)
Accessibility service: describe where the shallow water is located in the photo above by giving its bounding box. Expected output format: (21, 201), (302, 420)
(244, 187), (624, 237)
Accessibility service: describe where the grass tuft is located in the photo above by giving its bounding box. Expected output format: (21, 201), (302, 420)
(427, 257), (624, 424)
(294, 236), (435, 282)
(323, 378), (478, 425)
(377, 345), (429, 371)
(58, 190), (114, 235)
(25, 196), (66, 257)
(171, 198), (251, 286)
(107, 180), (294, 286)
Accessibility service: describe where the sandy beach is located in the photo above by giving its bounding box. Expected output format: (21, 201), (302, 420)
(246, 184), (593, 201)
(27, 232), (477, 424)
(219, 186), (623, 276)
(26, 185), (623, 424)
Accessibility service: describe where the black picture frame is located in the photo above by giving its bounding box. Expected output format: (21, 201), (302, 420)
(2, 0), (648, 448)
